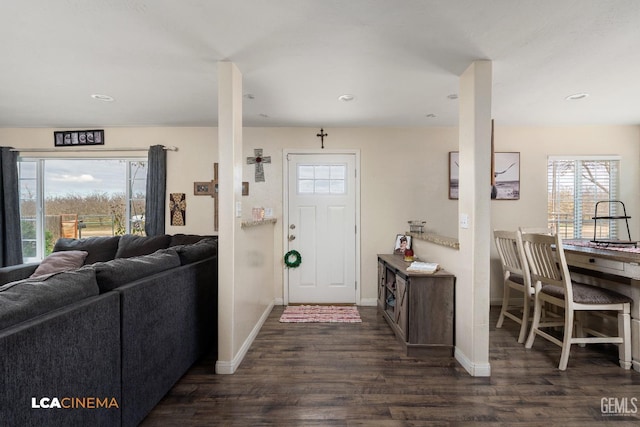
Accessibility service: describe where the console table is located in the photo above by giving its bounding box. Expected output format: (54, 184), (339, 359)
(563, 241), (640, 372)
(377, 254), (455, 357)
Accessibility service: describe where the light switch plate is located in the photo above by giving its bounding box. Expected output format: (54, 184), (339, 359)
(460, 213), (469, 229)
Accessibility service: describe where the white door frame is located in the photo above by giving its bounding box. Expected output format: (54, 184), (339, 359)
(282, 148), (361, 305)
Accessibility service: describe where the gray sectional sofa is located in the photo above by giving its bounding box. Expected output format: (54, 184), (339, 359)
(0, 234), (218, 427)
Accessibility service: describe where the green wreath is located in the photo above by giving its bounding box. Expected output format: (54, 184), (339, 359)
(284, 250), (302, 268)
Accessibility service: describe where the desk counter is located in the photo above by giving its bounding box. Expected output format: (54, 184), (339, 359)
(563, 240), (640, 371)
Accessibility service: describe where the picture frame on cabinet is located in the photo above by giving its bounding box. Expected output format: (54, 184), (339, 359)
(394, 234), (412, 254)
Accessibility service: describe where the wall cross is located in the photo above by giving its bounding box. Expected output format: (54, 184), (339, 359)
(246, 148), (271, 182)
(316, 128), (328, 149)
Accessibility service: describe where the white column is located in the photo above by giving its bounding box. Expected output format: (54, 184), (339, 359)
(455, 60), (492, 376)
(216, 61), (243, 374)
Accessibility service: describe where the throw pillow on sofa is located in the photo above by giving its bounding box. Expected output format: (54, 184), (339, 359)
(173, 238), (218, 265)
(115, 234), (171, 259)
(169, 233), (214, 247)
(30, 250), (88, 278)
(93, 248), (181, 293)
(54, 236), (121, 264)
(0, 267), (99, 330)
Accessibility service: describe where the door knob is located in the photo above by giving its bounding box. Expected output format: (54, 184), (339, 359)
(289, 235), (296, 241)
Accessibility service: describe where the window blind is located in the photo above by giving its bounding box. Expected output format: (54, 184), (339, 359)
(547, 158), (620, 239)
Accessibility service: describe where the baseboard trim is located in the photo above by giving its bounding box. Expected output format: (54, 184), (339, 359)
(215, 301), (275, 375)
(360, 298), (377, 307)
(455, 347), (491, 377)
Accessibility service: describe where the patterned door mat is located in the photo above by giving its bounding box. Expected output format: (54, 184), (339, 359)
(279, 305), (362, 323)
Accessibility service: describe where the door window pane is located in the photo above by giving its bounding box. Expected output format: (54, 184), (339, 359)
(314, 180), (330, 193)
(297, 164), (347, 195)
(298, 180), (315, 194)
(330, 165), (345, 179)
(298, 165), (315, 179)
(315, 165), (330, 179)
(330, 180), (345, 194)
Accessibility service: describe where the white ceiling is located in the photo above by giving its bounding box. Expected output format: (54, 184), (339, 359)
(2, 0), (640, 128)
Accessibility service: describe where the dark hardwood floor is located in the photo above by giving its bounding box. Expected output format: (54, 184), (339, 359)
(142, 306), (640, 426)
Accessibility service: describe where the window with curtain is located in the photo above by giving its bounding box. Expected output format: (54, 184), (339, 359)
(547, 156), (620, 239)
(18, 158), (147, 261)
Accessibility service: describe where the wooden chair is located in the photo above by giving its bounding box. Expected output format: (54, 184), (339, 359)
(494, 230), (533, 343)
(522, 231), (632, 370)
(519, 226), (554, 235)
(60, 214), (78, 238)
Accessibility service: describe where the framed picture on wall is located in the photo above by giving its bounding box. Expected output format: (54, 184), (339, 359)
(448, 151), (520, 200)
(448, 152), (459, 199)
(193, 181), (214, 196)
(492, 152), (520, 200)
(54, 130), (104, 147)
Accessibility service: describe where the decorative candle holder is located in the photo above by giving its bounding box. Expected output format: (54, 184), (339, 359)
(408, 220), (426, 234)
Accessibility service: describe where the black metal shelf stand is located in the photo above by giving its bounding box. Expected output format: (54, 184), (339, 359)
(591, 200), (637, 246)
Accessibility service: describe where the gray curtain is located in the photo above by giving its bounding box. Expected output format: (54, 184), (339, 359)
(1, 147), (23, 266)
(144, 145), (166, 236)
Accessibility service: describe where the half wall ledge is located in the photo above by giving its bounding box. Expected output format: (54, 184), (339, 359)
(241, 218), (278, 229)
(407, 232), (460, 250)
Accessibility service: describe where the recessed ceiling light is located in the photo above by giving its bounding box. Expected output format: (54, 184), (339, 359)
(338, 94), (355, 102)
(447, 94), (458, 100)
(425, 113), (437, 118)
(91, 94), (114, 102)
(565, 92), (589, 100)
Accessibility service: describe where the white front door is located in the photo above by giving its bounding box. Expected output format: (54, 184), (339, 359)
(286, 153), (357, 304)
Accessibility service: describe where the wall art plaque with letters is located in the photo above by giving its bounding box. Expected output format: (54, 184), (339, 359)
(54, 130), (105, 147)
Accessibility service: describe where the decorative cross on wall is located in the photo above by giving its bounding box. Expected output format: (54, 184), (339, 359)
(316, 128), (328, 149)
(192, 165), (218, 230)
(169, 193), (186, 226)
(196, 163), (247, 231)
(247, 148), (271, 182)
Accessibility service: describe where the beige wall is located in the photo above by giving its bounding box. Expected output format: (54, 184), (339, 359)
(3, 124), (639, 371)
(489, 125), (640, 303)
(4, 125), (639, 305)
(233, 221), (276, 348)
(241, 127), (460, 305)
(0, 127), (219, 236)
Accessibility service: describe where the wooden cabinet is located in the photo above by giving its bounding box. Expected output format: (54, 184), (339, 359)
(378, 254), (455, 357)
